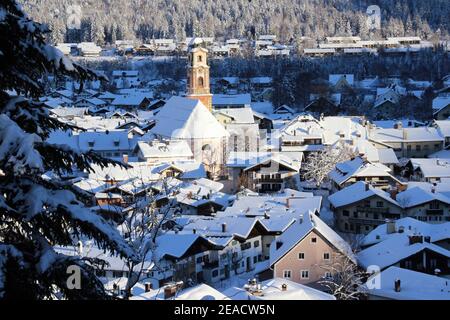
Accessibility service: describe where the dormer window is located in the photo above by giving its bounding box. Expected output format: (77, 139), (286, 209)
(88, 141), (95, 147)
(114, 140), (120, 147)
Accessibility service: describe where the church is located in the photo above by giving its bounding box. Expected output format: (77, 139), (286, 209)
(151, 37), (261, 179)
(151, 38), (229, 178)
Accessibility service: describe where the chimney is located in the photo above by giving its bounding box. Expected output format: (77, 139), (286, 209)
(164, 283), (178, 299)
(402, 129), (407, 140)
(222, 223), (227, 233)
(281, 283), (288, 291)
(365, 183), (370, 192)
(144, 283), (152, 292)
(386, 220), (396, 234)
(394, 279), (401, 292)
(286, 198), (291, 208)
(431, 187), (436, 194)
(389, 189), (398, 200)
(276, 241), (283, 250)
(299, 214), (304, 224)
(122, 154), (129, 164)
(409, 235), (423, 245)
(193, 229), (196, 234)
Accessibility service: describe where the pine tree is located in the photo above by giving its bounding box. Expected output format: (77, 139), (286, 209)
(0, 0), (137, 300)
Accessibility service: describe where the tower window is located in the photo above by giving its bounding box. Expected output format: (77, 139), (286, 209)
(198, 76), (204, 87)
(197, 55), (202, 62)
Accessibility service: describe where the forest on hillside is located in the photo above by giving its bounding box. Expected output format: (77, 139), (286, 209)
(22, 0), (450, 44)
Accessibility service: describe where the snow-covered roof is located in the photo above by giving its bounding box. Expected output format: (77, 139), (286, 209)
(396, 186), (450, 207)
(212, 94), (251, 107)
(328, 181), (400, 208)
(329, 74), (354, 86)
(369, 127), (444, 143)
(151, 96), (229, 139)
(365, 266), (450, 300)
(222, 278), (335, 300)
(377, 148), (399, 164)
(250, 101), (273, 114)
(409, 158), (450, 178)
(434, 120), (450, 137)
(361, 217), (450, 247)
(432, 96), (450, 112)
(131, 283), (229, 300)
(78, 130), (130, 151)
(135, 140), (193, 159)
(215, 107), (255, 124)
(111, 95), (149, 106)
(270, 213), (355, 266)
(329, 157), (397, 186)
(357, 234), (450, 270)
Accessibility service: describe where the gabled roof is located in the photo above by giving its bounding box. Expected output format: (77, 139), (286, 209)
(357, 234), (450, 270)
(361, 217), (450, 247)
(396, 186), (450, 207)
(270, 212), (355, 266)
(328, 181), (400, 208)
(151, 96), (229, 139)
(409, 158), (450, 178)
(364, 266), (450, 300)
(78, 130), (130, 151)
(134, 140), (193, 159)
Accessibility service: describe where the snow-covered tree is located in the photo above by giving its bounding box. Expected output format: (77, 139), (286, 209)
(318, 256), (368, 300)
(302, 142), (357, 187)
(0, 0), (137, 300)
(116, 178), (181, 299)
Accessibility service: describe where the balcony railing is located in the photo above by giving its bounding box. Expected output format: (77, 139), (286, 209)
(356, 206), (391, 214)
(426, 209), (444, 215)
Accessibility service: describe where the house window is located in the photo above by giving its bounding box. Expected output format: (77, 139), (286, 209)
(343, 210), (349, 217)
(373, 213), (379, 220)
(253, 256), (257, 264)
(254, 240), (260, 248)
(416, 145), (421, 151)
(311, 237), (317, 244)
(301, 270), (309, 279)
(324, 272), (332, 279)
(376, 201), (384, 208)
(323, 253), (330, 260)
(430, 201), (440, 209)
(196, 256), (203, 264)
(434, 144), (440, 150)
(212, 269), (219, 278)
(283, 270), (292, 279)
(298, 252), (305, 260)
(353, 212), (358, 218)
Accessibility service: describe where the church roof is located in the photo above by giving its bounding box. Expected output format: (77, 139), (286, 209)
(151, 96), (229, 139)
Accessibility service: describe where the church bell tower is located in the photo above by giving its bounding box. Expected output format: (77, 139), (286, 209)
(186, 38), (213, 112)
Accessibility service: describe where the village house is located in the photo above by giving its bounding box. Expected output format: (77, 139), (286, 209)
(361, 217), (450, 251)
(369, 126), (445, 158)
(329, 181), (403, 234)
(357, 233), (450, 276)
(406, 158), (450, 183)
(133, 140), (193, 165)
(364, 266), (450, 300)
(269, 212), (356, 287)
(226, 152), (301, 193)
(329, 157), (403, 192)
(432, 96), (450, 120)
